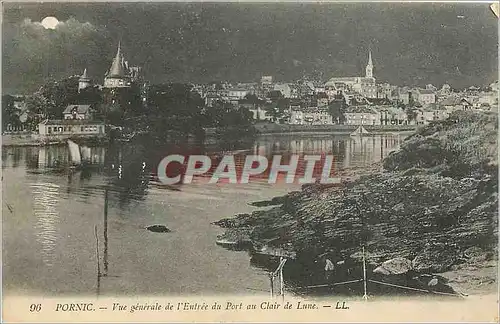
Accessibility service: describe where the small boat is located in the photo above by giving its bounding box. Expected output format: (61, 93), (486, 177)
(350, 126), (370, 137)
(67, 139), (93, 171)
(67, 139), (82, 167)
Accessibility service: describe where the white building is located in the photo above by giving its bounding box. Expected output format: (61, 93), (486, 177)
(416, 89), (437, 105)
(289, 107), (333, 125)
(344, 105), (381, 125)
(38, 119), (106, 138)
(248, 106), (273, 121)
(273, 83), (293, 98)
(63, 105), (93, 120)
(415, 107), (449, 125)
(227, 88), (250, 100)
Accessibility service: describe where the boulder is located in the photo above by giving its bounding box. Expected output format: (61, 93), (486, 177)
(374, 257), (413, 275)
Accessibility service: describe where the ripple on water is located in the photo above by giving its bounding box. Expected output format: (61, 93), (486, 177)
(31, 183), (61, 267)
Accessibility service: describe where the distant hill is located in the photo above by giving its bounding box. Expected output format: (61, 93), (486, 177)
(2, 3), (498, 94)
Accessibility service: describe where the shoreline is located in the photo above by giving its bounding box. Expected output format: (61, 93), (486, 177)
(254, 123), (419, 136)
(1, 134), (109, 147)
(2, 128), (413, 147)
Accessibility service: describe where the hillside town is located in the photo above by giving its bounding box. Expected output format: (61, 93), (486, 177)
(193, 49), (498, 126)
(2, 42), (499, 141)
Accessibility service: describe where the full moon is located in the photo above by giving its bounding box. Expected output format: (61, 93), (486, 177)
(41, 16), (59, 30)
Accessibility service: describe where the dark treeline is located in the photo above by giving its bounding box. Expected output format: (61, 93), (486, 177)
(2, 77), (256, 139)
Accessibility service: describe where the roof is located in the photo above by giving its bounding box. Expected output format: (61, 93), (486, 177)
(440, 97), (471, 106)
(345, 105), (379, 114)
(63, 104), (92, 114)
(367, 98), (393, 105)
(327, 77), (358, 83)
(108, 43), (126, 78)
(325, 77), (358, 86)
(302, 107), (329, 113)
(380, 106), (406, 114)
(39, 119), (104, 125)
(418, 89), (435, 95)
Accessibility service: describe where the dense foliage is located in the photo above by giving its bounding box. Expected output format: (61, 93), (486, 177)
(11, 78), (256, 138)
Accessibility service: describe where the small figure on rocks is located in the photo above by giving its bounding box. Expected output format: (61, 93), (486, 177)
(324, 257), (335, 281)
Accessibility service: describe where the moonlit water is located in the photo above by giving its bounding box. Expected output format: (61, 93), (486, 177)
(2, 134), (403, 296)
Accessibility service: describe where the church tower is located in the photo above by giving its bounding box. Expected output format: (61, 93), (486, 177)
(365, 49), (374, 79)
(78, 68), (91, 92)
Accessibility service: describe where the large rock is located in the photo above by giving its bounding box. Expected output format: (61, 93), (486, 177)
(412, 243), (461, 273)
(215, 111), (498, 277)
(374, 257), (413, 275)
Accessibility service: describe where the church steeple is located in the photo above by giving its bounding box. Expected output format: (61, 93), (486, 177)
(365, 48), (373, 78)
(108, 42), (126, 77)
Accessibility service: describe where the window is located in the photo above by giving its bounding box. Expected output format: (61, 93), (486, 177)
(81, 126), (84, 132)
(48, 127), (52, 134)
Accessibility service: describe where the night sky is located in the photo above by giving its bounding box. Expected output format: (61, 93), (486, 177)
(2, 2), (498, 94)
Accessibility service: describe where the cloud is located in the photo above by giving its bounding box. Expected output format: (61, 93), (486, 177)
(3, 17), (108, 93)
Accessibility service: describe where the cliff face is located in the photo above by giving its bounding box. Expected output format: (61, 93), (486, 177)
(216, 111), (498, 275)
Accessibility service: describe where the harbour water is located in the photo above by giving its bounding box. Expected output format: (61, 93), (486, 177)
(2, 134), (403, 296)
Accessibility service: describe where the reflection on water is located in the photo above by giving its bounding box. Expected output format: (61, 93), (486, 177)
(253, 134), (402, 169)
(2, 134), (404, 295)
(31, 182), (60, 267)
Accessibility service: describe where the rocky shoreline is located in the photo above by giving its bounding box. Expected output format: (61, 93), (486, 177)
(214, 111), (498, 296)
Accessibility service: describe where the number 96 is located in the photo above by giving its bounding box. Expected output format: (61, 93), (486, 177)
(29, 304), (42, 312)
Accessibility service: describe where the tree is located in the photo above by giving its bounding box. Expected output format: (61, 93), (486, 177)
(39, 77), (80, 118)
(405, 107), (418, 122)
(147, 83), (205, 135)
(328, 94), (347, 124)
(78, 85), (103, 106)
(2, 95), (19, 128)
(267, 90), (284, 102)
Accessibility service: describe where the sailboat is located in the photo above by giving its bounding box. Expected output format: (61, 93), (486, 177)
(67, 139), (82, 168)
(350, 126), (370, 137)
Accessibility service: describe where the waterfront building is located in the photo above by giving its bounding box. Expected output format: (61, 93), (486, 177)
(248, 106), (273, 121)
(414, 106), (449, 125)
(38, 119), (106, 139)
(344, 105), (381, 125)
(289, 107), (333, 125)
(378, 106), (409, 125)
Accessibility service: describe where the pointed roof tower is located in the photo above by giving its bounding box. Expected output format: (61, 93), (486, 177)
(80, 68), (90, 81)
(365, 46), (374, 78)
(108, 42), (126, 78)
